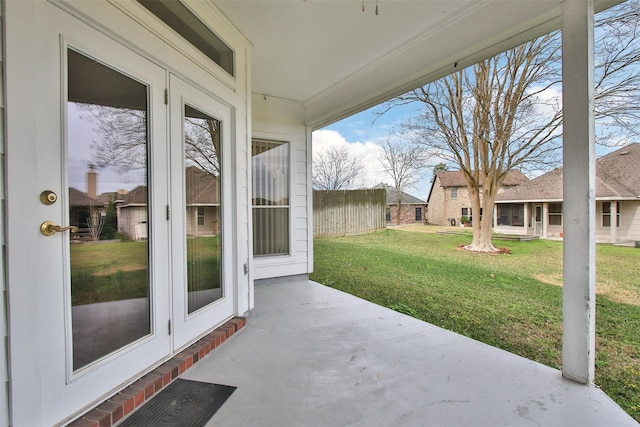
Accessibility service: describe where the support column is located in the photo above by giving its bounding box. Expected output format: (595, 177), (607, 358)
(561, 0), (596, 385)
(610, 202), (617, 243)
(493, 204), (497, 229)
(542, 203), (549, 239)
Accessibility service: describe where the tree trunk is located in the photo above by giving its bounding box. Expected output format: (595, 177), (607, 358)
(465, 179), (499, 252)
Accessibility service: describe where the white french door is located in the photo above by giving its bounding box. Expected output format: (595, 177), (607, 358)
(6, 3), (171, 424)
(169, 74), (234, 349)
(5, 2), (234, 425)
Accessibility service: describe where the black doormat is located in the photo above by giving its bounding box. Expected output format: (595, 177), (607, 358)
(119, 379), (236, 426)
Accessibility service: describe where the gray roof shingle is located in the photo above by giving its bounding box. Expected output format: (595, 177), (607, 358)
(497, 143), (640, 202)
(69, 187), (104, 208)
(373, 184), (425, 205)
(435, 170), (529, 188)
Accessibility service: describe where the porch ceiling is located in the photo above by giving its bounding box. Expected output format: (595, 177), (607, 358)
(214, 0), (621, 129)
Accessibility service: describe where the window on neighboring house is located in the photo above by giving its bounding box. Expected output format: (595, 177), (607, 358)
(461, 207), (471, 223)
(497, 203), (524, 226)
(415, 207), (422, 222)
(386, 207), (391, 222)
(450, 187), (458, 199)
(197, 206), (205, 226)
(252, 139), (290, 256)
(602, 201), (620, 227)
(548, 203), (562, 225)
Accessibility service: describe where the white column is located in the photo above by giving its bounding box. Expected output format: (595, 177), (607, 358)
(610, 202), (617, 243)
(493, 204), (497, 229)
(561, 0), (596, 385)
(542, 204), (549, 239)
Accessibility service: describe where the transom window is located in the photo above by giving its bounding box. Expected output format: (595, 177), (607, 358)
(252, 139), (290, 256)
(138, 0), (234, 76)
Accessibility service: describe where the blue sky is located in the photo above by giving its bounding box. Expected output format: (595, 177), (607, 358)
(324, 101), (420, 143)
(314, 91), (631, 202)
(314, 100), (437, 200)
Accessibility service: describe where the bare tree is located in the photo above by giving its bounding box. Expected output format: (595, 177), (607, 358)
(386, 0), (640, 252)
(593, 0), (640, 144)
(398, 35), (562, 251)
(313, 145), (364, 190)
(78, 104), (221, 176)
(378, 136), (427, 225)
(87, 204), (106, 241)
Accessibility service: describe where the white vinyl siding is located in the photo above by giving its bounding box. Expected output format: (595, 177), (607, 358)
(251, 95), (311, 280)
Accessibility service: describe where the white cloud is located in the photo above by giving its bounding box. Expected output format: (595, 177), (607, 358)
(530, 85), (562, 119)
(311, 129), (387, 189)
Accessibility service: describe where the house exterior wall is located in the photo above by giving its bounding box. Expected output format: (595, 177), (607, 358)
(495, 200), (640, 243)
(426, 181), (447, 224)
(387, 203), (427, 225)
(623, 201), (640, 241)
(117, 206), (148, 241)
(596, 200), (640, 243)
(186, 206), (219, 236)
(251, 94), (311, 280)
(427, 180), (476, 226)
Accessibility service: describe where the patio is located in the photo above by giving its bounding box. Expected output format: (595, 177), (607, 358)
(183, 277), (636, 427)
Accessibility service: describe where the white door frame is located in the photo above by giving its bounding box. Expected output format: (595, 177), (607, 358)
(169, 74), (235, 350)
(534, 204), (543, 236)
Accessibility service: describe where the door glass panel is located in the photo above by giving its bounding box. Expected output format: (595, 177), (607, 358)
(67, 49), (151, 370)
(184, 105), (222, 313)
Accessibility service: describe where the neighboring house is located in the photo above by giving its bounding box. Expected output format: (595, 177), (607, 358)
(68, 187), (105, 241)
(98, 189), (127, 206)
(495, 143), (640, 244)
(184, 166), (220, 237)
(117, 185), (149, 241)
(117, 167), (220, 240)
(1, 1), (614, 424)
(426, 170), (529, 226)
(374, 184), (427, 225)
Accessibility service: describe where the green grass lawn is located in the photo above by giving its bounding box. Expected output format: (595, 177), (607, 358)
(71, 237), (220, 305)
(310, 229), (640, 421)
(71, 240), (150, 305)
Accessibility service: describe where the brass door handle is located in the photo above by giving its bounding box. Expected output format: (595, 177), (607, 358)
(40, 221), (79, 236)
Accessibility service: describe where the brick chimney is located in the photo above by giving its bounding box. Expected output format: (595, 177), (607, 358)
(86, 164), (97, 199)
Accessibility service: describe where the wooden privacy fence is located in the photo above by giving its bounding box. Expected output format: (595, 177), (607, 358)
(313, 189), (386, 236)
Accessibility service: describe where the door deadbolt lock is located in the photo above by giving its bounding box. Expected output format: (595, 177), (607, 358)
(40, 190), (58, 205)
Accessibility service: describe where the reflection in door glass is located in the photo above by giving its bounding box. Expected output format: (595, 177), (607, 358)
(184, 105), (222, 313)
(67, 49), (151, 370)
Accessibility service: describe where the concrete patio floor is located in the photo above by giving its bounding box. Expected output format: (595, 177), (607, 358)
(184, 277), (637, 426)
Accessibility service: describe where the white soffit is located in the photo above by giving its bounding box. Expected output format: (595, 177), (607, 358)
(214, 0), (623, 128)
